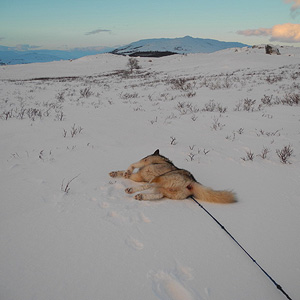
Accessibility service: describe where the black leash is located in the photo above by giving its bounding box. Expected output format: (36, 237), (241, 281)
(191, 196), (293, 300)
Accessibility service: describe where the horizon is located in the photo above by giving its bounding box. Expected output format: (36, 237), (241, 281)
(1, 36), (250, 53)
(1, 0), (300, 51)
(1, 35), (299, 54)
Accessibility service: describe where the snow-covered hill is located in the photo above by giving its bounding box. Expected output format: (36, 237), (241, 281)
(112, 36), (249, 56)
(0, 46), (114, 65)
(0, 46), (299, 300)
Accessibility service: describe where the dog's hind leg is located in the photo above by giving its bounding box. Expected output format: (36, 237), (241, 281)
(125, 184), (164, 200)
(134, 192), (164, 201)
(125, 183), (153, 194)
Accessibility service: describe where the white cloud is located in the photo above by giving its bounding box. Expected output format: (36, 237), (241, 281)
(15, 44), (41, 51)
(237, 23), (300, 43)
(85, 29), (111, 35)
(284, 0), (300, 17)
(71, 46), (114, 51)
(284, 0), (300, 11)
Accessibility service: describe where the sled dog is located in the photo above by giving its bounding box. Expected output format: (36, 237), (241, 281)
(109, 149), (235, 203)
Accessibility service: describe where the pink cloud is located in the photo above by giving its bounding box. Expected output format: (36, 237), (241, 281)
(271, 23), (300, 42)
(237, 23), (300, 43)
(237, 28), (272, 36)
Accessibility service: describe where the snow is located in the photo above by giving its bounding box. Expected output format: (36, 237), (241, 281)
(0, 46), (299, 300)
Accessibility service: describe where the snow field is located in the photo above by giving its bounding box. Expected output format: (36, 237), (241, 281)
(0, 47), (299, 300)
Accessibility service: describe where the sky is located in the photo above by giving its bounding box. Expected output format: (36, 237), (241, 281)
(1, 0), (300, 50)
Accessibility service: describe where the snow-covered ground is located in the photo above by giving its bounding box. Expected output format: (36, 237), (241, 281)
(0, 46), (299, 300)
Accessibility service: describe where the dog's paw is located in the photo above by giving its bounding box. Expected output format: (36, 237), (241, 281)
(109, 171), (118, 178)
(135, 194), (143, 201)
(124, 170), (132, 179)
(125, 188), (134, 194)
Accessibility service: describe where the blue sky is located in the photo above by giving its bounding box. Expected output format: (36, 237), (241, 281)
(1, 0), (300, 50)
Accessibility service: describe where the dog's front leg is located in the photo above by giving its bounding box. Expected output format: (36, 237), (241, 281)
(124, 161), (145, 178)
(109, 171), (125, 178)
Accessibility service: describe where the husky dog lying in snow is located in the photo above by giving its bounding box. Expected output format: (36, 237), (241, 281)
(109, 149), (235, 203)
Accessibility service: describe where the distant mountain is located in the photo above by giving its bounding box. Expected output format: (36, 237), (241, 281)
(0, 46), (114, 65)
(111, 36), (249, 57)
(0, 36), (249, 65)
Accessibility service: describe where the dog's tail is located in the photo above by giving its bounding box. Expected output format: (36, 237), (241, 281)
(191, 182), (236, 204)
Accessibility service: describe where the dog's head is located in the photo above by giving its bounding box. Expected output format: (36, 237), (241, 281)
(153, 149), (160, 156)
(140, 149), (173, 165)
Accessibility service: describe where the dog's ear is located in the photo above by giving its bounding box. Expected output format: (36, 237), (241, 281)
(153, 149), (160, 155)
